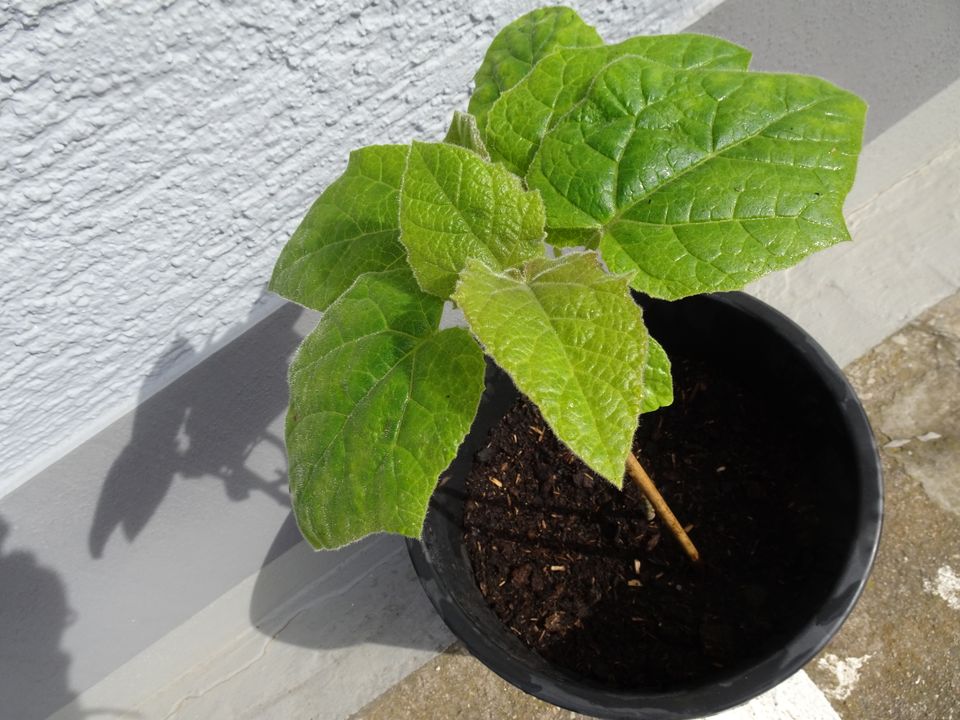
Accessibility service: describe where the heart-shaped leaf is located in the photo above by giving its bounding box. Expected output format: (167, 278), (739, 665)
(469, 6), (602, 131)
(286, 268), (485, 548)
(270, 145), (408, 311)
(399, 141), (546, 298)
(485, 35), (751, 176)
(527, 60), (866, 299)
(454, 252), (648, 486)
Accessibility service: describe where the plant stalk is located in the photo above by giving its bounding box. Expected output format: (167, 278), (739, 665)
(626, 452), (700, 563)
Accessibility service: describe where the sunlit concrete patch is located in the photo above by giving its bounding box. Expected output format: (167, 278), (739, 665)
(708, 672), (840, 720)
(816, 654), (874, 701)
(923, 565), (960, 611)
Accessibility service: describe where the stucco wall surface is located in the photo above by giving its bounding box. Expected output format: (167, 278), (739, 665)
(0, 0), (717, 494)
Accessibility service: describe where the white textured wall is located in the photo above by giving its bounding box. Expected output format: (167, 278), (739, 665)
(0, 0), (716, 493)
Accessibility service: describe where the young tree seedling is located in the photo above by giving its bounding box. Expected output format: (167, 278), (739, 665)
(269, 7), (865, 560)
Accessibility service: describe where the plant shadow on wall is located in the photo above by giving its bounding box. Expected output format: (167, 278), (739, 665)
(0, 515), (82, 720)
(88, 292), (301, 559)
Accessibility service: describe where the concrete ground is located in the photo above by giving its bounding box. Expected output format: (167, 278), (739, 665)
(352, 291), (960, 719)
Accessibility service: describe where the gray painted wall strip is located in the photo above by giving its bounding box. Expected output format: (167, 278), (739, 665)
(690, 0), (960, 142)
(1, 303), (312, 720)
(2, 1), (959, 718)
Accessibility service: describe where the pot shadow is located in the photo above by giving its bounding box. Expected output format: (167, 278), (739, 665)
(246, 511), (455, 653)
(87, 291), (299, 559)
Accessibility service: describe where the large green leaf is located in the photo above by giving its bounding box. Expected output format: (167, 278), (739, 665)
(469, 6), (602, 132)
(454, 252), (648, 486)
(399, 141), (546, 298)
(527, 60), (866, 299)
(270, 145), (408, 311)
(286, 268), (485, 548)
(485, 35), (751, 176)
(640, 336), (672, 414)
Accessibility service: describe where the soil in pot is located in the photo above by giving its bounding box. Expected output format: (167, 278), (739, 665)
(463, 352), (845, 690)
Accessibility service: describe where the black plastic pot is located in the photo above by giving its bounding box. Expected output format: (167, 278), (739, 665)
(407, 291), (883, 719)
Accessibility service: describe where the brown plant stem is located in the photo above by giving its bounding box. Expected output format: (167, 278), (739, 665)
(626, 452), (700, 563)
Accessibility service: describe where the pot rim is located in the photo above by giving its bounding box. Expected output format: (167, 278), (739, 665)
(407, 291), (883, 719)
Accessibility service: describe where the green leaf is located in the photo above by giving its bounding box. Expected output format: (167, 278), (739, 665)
(286, 268), (485, 549)
(486, 35), (751, 176)
(454, 252), (648, 486)
(443, 111), (490, 160)
(640, 336), (673, 414)
(399, 141), (546, 298)
(469, 6), (602, 132)
(527, 61), (867, 299)
(270, 145), (408, 311)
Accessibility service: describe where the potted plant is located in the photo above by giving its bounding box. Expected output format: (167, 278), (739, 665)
(268, 7), (881, 718)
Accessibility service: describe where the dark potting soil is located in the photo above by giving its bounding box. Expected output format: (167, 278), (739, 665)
(462, 354), (838, 689)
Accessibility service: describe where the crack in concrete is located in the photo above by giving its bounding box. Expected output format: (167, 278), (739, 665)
(161, 603), (313, 720)
(159, 544), (406, 718)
